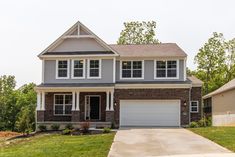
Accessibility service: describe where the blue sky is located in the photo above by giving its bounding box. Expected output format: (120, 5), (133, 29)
(0, 0), (235, 87)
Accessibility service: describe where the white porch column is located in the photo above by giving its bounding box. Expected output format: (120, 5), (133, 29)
(41, 92), (45, 110)
(110, 90), (114, 111)
(106, 91), (110, 111)
(72, 91), (76, 111)
(36, 92), (41, 110)
(76, 91), (80, 111)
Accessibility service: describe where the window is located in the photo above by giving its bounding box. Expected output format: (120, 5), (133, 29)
(72, 59), (85, 78)
(56, 60), (69, 79)
(54, 94), (72, 115)
(88, 59), (101, 78)
(121, 61), (143, 79)
(155, 60), (178, 79)
(190, 101), (199, 113)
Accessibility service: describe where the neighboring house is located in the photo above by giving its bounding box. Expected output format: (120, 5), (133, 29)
(203, 78), (235, 126)
(35, 21), (203, 129)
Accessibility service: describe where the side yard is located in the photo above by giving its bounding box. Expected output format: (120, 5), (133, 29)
(0, 133), (114, 157)
(189, 127), (235, 152)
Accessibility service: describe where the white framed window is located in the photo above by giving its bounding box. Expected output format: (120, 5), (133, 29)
(190, 101), (199, 113)
(56, 60), (70, 79)
(87, 59), (101, 79)
(54, 94), (72, 115)
(154, 60), (179, 79)
(120, 60), (144, 79)
(71, 59), (85, 79)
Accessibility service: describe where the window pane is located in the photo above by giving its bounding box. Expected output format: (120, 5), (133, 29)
(65, 105), (72, 114)
(58, 69), (67, 77)
(157, 61), (166, 68)
(133, 70), (142, 77)
(58, 61), (67, 68)
(122, 70), (131, 78)
(167, 69), (177, 77)
(55, 95), (64, 104)
(157, 69), (166, 77)
(167, 61), (177, 68)
(74, 60), (83, 68)
(133, 61), (142, 69)
(122, 61), (131, 69)
(90, 60), (99, 68)
(74, 69), (83, 77)
(55, 105), (63, 114)
(191, 107), (198, 112)
(65, 95), (72, 104)
(90, 69), (99, 77)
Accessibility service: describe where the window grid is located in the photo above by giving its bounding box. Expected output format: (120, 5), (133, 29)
(121, 61), (143, 78)
(89, 60), (100, 78)
(156, 60), (177, 78)
(57, 60), (68, 78)
(190, 101), (199, 113)
(54, 94), (72, 115)
(73, 60), (84, 78)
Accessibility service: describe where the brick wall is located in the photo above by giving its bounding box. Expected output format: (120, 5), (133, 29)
(190, 87), (202, 121)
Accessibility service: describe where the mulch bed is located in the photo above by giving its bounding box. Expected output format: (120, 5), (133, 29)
(0, 131), (21, 138)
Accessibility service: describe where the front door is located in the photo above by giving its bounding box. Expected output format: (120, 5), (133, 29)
(85, 96), (100, 120)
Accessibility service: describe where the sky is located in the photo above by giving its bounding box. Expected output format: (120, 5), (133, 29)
(0, 0), (235, 87)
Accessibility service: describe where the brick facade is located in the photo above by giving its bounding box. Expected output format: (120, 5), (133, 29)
(190, 87), (202, 121)
(114, 88), (191, 126)
(37, 88), (202, 127)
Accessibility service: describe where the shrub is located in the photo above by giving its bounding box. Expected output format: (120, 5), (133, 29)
(189, 121), (199, 128)
(81, 121), (90, 133)
(62, 129), (72, 135)
(51, 124), (60, 131)
(111, 122), (115, 129)
(38, 124), (47, 132)
(198, 118), (206, 127)
(206, 117), (212, 126)
(103, 127), (111, 133)
(65, 124), (74, 130)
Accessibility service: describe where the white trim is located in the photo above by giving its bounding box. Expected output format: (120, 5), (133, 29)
(55, 59), (70, 79)
(71, 59), (85, 79)
(35, 86), (115, 92)
(41, 92), (45, 110)
(76, 91), (80, 111)
(38, 21), (120, 57)
(119, 99), (181, 127)
(190, 101), (199, 113)
(36, 92), (41, 110)
(120, 60), (144, 80)
(115, 83), (192, 89)
(77, 24), (80, 35)
(184, 58), (187, 81)
(113, 57), (116, 83)
(42, 60), (45, 83)
(72, 92), (76, 111)
(62, 35), (95, 39)
(106, 91), (110, 111)
(54, 94), (73, 116)
(154, 59), (179, 80)
(40, 54), (118, 59)
(87, 59), (102, 79)
(110, 90), (114, 111)
(84, 95), (101, 120)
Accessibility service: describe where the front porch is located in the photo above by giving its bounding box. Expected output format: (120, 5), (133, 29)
(35, 87), (115, 129)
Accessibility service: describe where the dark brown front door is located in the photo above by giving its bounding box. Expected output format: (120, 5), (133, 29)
(90, 96), (100, 120)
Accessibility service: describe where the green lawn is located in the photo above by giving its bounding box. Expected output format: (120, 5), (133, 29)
(0, 133), (115, 157)
(189, 127), (235, 152)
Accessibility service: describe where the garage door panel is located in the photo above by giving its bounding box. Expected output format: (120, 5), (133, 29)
(120, 100), (180, 127)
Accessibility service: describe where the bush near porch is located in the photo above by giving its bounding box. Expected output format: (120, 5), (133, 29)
(189, 127), (235, 152)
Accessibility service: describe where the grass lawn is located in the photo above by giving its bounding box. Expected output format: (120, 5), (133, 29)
(189, 127), (235, 152)
(0, 133), (115, 157)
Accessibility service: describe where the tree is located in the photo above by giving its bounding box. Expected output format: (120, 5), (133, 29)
(117, 21), (160, 44)
(224, 38), (235, 82)
(15, 106), (32, 134)
(194, 32), (226, 94)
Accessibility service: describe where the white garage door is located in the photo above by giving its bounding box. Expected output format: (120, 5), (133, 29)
(120, 100), (180, 127)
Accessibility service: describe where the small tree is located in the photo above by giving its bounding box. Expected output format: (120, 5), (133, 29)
(15, 107), (32, 135)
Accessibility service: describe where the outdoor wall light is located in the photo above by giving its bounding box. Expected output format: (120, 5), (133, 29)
(183, 101), (187, 106)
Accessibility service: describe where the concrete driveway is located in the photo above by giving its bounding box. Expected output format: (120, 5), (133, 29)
(108, 128), (235, 157)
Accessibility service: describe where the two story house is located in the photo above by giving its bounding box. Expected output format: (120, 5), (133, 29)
(35, 21), (203, 129)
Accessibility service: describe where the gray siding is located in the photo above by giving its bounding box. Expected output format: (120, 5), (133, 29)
(44, 59), (113, 83)
(116, 60), (185, 82)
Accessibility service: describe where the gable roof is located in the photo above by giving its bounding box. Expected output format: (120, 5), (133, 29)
(203, 78), (235, 99)
(38, 21), (119, 58)
(188, 75), (203, 87)
(109, 43), (187, 58)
